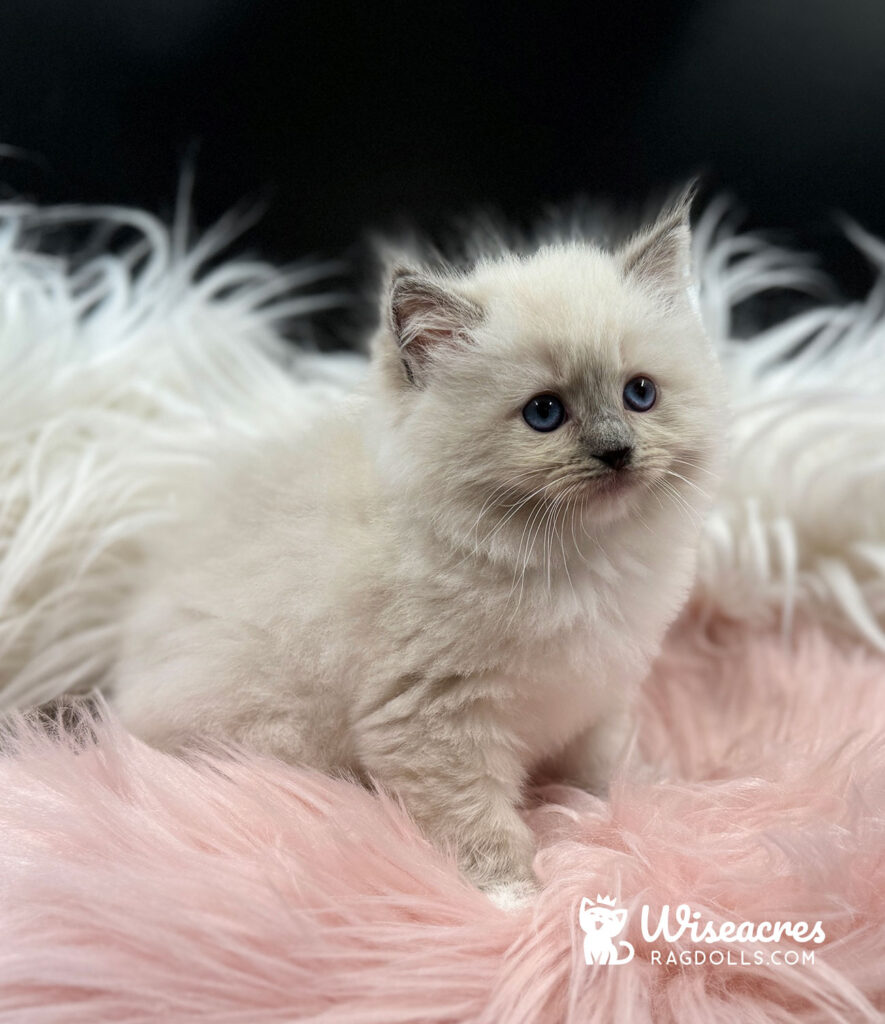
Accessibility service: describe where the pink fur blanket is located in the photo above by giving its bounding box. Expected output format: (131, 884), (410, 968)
(2, 617), (883, 1022)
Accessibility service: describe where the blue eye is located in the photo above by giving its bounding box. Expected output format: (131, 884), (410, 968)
(623, 376), (657, 412)
(523, 394), (566, 432)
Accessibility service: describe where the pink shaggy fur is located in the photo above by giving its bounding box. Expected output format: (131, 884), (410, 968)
(1, 617), (884, 1023)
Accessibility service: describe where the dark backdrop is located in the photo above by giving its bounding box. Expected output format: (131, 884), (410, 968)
(2, 0), (884, 302)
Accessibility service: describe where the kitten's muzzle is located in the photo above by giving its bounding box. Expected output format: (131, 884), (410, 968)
(582, 416), (634, 471)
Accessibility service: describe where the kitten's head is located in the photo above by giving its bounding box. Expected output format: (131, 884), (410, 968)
(369, 191), (724, 563)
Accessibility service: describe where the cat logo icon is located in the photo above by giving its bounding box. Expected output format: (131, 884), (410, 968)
(579, 895), (635, 965)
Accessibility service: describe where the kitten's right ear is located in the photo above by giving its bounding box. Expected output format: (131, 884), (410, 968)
(387, 268), (483, 385)
(580, 897), (593, 912)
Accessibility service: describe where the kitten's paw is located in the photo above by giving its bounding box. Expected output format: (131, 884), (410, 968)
(483, 878), (540, 912)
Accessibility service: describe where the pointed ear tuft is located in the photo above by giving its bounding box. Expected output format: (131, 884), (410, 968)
(619, 183), (696, 300)
(387, 269), (483, 383)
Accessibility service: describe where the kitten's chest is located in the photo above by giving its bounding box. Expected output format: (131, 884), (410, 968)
(499, 617), (640, 758)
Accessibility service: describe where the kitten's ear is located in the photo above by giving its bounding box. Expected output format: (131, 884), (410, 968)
(619, 184), (695, 302)
(387, 268), (483, 384)
(580, 897), (593, 912)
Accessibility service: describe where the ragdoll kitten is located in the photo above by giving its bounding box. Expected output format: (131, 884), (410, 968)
(112, 191), (724, 901)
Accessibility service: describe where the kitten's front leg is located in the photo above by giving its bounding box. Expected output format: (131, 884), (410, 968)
(549, 702), (636, 796)
(354, 694), (537, 899)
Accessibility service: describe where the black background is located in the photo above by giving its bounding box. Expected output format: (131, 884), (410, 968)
(2, 0), (884, 305)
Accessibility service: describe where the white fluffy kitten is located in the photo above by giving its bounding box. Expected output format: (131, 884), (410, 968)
(112, 192), (724, 897)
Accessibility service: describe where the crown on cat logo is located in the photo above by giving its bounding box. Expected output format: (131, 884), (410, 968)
(595, 894), (617, 907)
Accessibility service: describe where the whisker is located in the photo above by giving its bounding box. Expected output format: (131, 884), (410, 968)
(655, 478), (704, 527)
(631, 501), (655, 536)
(559, 489), (583, 601)
(544, 493), (563, 589)
(508, 492), (552, 602)
(504, 500), (547, 626)
(569, 489), (590, 564)
(670, 456), (719, 480)
(450, 473), (551, 569)
(469, 471), (539, 547)
(663, 468), (711, 501)
(482, 480), (552, 547)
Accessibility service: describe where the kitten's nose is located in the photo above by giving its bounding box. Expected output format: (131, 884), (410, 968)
(593, 446), (633, 470)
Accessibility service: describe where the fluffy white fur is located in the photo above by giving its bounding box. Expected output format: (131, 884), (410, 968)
(693, 203), (885, 647)
(110, 195), (723, 895)
(0, 204), (361, 709)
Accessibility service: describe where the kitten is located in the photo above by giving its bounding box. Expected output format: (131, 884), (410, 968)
(112, 190), (724, 901)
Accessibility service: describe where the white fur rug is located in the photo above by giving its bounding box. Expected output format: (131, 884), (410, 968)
(1, 200), (884, 710)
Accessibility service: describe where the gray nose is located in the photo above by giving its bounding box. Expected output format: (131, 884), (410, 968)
(593, 446), (633, 470)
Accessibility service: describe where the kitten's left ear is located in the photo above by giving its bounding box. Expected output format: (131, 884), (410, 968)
(619, 184), (695, 303)
(387, 268), (484, 385)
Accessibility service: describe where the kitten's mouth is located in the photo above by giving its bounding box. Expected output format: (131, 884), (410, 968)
(588, 468), (636, 497)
